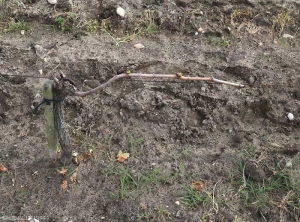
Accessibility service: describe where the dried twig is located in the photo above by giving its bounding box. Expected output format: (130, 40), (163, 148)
(74, 73), (245, 97)
(212, 179), (221, 213)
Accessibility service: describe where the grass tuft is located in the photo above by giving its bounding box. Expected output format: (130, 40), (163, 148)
(3, 18), (28, 33)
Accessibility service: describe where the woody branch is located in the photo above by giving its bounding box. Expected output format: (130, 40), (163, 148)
(73, 73), (245, 97)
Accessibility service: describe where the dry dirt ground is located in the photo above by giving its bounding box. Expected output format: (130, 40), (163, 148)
(0, 0), (300, 221)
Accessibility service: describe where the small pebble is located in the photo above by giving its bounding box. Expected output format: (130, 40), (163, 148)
(48, 0), (57, 4)
(20, 30), (25, 35)
(133, 43), (145, 49)
(175, 201), (180, 205)
(100, 217), (105, 220)
(72, 151), (78, 157)
(116, 7), (125, 17)
(195, 32), (199, 35)
(287, 113), (294, 120)
(198, 27), (204, 32)
(282, 34), (294, 39)
(286, 159), (292, 168)
(201, 87), (206, 92)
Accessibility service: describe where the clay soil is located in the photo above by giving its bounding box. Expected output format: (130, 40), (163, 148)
(0, 0), (300, 221)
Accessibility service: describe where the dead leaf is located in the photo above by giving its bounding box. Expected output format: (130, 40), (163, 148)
(191, 181), (203, 191)
(72, 156), (78, 165)
(72, 155), (84, 165)
(133, 43), (145, 49)
(117, 150), (130, 162)
(61, 180), (68, 190)
(57, 167), (67, 175)
(70, 171), (78, 183)
(84, 150), (93, 160)
(0, 163), (8, 172)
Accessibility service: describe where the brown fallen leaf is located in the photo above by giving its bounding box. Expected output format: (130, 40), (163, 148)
(84, 150), (93, 160)
(0, 163), (8, 172)
(57, 167), (67, 175)
(61, 180), (68, 190)
(72, 155), (84, 165)
(70, 171), (78, 183)
(117, 150), (130, 162)
(191, 181), (203, 191)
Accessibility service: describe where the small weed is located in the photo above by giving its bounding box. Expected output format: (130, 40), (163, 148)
(12, 0), (25, 7)
(278, 37), (288, 46)
(146, 22), (156, 34)
(53, 12), (77, 32)
(231, 158), (300, 214)
(261, 52), (271, 60)
(16, 189), (31, 203)
(83, 19), (100, 34)
(137, 10), (157, 34)
(157, 205), (171, 221)
(182, 146), (193, 158)
(237, 22), (261, 34)
(273, 11), (291, 35)
(66, 11), (76, 18)
(128, 133), (144, 153)
(181, 187), (211, 209)
(54, 17), (67, 32)
(233, 215), (241, 222)
(143, 10), (156, 34)
(80, 133), (97, 151)
(66, 164), (77, 176)
(258, 0), (272, 6)
(140, 168), (161, 185)
(105, 135), (114, 160)
(206, 36), (230, 47)
(137, 211), (151, 221)
(114, 166), (179, 199)
(231, 8), (253, 26)
(101, 27), (140, 47)
(3, 18), (28, 33)
(161, 136), (170, 146)
(139, 167), (178, 188)
(118, 166), (139, 199)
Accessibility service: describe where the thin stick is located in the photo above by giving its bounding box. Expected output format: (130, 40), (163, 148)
(74, 73), (245, 97)
(212, 179), (221, 213)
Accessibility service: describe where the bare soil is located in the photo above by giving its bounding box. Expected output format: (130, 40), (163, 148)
(0, 0), (300, 221)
